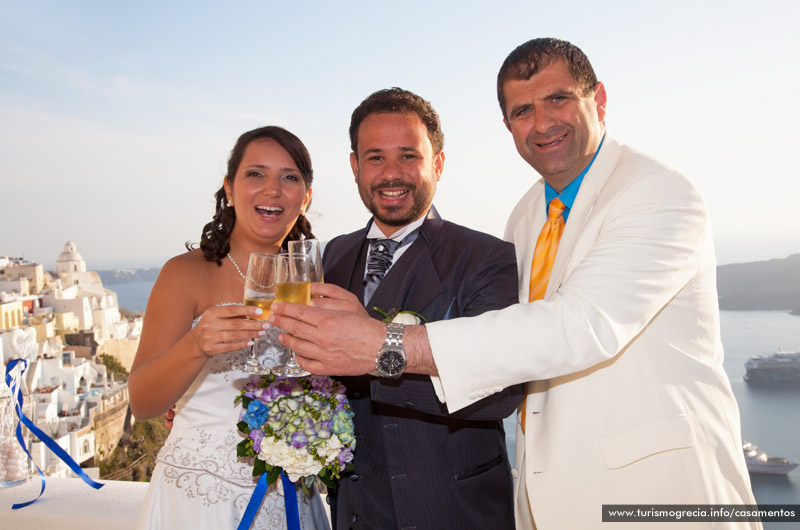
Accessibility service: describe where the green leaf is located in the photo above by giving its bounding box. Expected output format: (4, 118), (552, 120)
(302, 475), (315, 495)
(266, 466), (281, 485)
(241, 395), (253, 408)
(253, 457), (267, 477)
(233, 395), (242, 405)
(237, 438), (253, 457)
(236, 420), (250, 434)
(318, 470), (337, 490)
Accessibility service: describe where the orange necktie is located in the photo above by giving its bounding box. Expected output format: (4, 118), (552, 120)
(521, 197), (566, 433)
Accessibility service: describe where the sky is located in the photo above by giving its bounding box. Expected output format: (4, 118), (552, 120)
(1, 1), (798, 269)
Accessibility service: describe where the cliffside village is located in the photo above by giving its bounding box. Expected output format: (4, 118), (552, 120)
(0, 242), (141, 479)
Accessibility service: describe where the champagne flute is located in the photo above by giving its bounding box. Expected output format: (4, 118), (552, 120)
(287, 239), (324, 294)
(240, 253), (278, 374)
(272, 253), (311, 377)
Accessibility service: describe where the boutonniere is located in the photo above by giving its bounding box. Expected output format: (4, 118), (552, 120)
(372, 307), (428, 325)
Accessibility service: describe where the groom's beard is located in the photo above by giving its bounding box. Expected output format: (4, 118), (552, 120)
(358, 177), (436, 228)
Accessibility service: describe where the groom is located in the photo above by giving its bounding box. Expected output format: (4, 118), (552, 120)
(316, 88), (524, 529)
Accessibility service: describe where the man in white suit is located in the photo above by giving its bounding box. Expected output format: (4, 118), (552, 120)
(273, 38), (760, 529)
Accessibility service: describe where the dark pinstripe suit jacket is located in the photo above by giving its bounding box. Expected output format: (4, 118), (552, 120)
(324, 206), (524, 530)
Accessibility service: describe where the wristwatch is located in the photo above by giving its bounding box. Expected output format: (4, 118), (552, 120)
(376, 322), (406, 378)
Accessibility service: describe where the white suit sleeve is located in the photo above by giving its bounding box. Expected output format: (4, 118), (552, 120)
(427, 165), (710, 412)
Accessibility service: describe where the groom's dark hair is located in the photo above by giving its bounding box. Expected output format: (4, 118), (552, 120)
(349, 87), (444, 156)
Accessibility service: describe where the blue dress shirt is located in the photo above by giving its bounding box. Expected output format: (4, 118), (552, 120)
(544, 135), (605, 222)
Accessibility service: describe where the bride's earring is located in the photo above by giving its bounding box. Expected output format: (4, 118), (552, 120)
(226, 199), (233, 208)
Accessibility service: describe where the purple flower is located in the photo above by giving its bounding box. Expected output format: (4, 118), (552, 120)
(250, 429), (265, 453)
(316, 427), (331, 439)
(290, 432), (308, 449)
(338, 448), (354, 469)
(268, 379), (303, 400)
(308, 375), (335, 395)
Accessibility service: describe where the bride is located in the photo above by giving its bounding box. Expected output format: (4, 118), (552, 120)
(129, 126), (329, 529)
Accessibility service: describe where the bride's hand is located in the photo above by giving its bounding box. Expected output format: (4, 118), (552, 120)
(309, 283), (369, 317)
(192, 304), (267, 357)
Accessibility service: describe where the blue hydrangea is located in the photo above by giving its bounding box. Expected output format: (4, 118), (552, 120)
(242, 400), (269, 431)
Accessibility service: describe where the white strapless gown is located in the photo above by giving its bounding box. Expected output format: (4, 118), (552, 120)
(136, 321), (330, 530)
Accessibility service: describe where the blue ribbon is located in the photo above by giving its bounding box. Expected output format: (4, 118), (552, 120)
(237, 472), (268, 530)
(237, 471), (301, 530)
(281, 471), (301, 530)
(4, 358), (104, 509)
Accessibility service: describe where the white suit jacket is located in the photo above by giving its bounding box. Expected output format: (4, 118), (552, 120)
(427, 135), (759, 529)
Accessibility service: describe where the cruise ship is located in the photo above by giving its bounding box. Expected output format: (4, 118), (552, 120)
(743, 442), (799, 475)
(743, 349), (800, 386)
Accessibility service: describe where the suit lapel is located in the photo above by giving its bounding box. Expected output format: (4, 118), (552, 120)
(367, 239), (444, 320)
(545, 135), (623, 297)
(366, 208), (445, 320)
(513, 182), (546, 301)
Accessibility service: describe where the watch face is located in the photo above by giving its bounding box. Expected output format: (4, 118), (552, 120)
(378, 348), (405, 377)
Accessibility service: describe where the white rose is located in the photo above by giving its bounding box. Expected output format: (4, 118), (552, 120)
(391, 312), (421, 325)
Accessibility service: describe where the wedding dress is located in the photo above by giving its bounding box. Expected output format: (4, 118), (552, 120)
(136, 318), (330, 530)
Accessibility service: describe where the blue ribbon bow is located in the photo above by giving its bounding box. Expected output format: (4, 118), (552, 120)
(4, 358), (104, 509)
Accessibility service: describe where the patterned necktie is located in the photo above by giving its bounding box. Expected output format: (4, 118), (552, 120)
(363, 238), (401, 304)
(522, 197), (566, 433)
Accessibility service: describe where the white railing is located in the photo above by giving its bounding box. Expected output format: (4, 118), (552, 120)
(0, 476), (147, 529)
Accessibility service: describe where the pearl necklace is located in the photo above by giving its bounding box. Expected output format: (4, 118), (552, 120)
(227, 253), (246, 280)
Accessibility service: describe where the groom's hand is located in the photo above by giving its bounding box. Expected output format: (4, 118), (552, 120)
(270, 302), (383, 376)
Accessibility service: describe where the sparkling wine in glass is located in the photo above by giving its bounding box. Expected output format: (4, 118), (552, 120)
(240, 253), (278, 374)
(272, 253), (311, 377)
(287, 239), (324, 296)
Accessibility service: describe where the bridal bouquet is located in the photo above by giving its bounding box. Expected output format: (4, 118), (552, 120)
(235, 374), (355, 492)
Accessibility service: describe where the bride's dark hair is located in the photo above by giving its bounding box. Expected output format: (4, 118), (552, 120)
(187, 126), (315, 265)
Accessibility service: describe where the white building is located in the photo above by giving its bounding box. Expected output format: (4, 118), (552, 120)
(0, 278), (30, 297)
(0, 257), (44, 294)
(25, 351), (121, 476)
(40, 243), (129, 341)
(55, 242), (87, 275)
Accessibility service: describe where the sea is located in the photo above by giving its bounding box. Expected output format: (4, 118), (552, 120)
(111, 282), (800, 522)
(108, 280), (155, 314)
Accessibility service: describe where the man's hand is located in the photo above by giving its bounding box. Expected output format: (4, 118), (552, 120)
(309, 283), (370, 317)
(270, 300), (384, 376)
